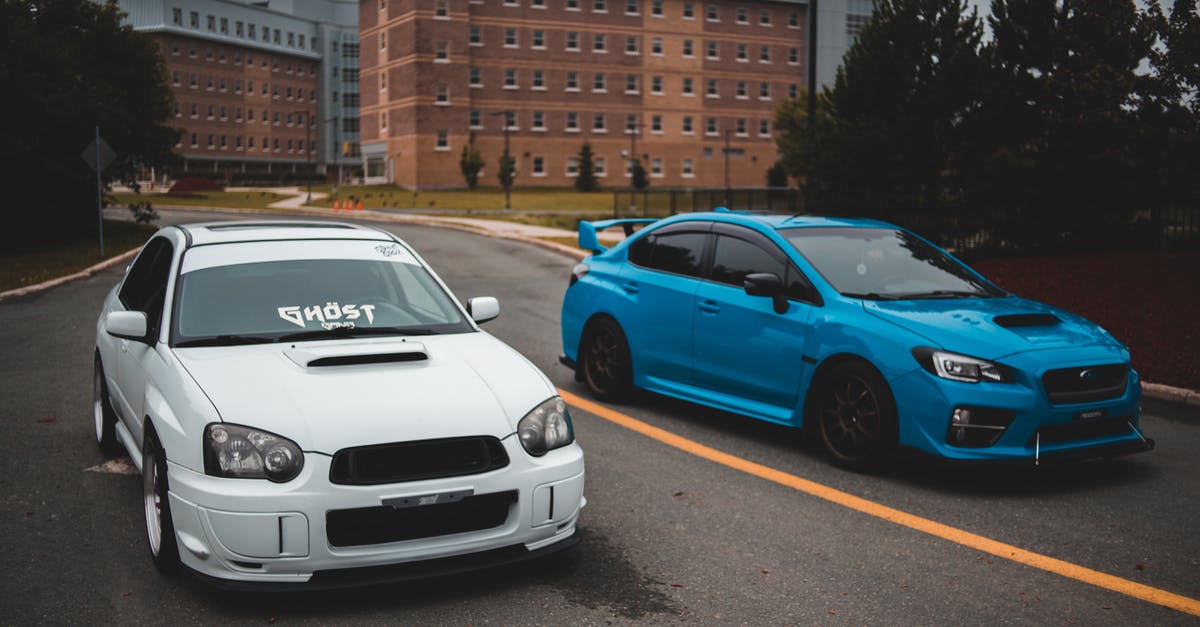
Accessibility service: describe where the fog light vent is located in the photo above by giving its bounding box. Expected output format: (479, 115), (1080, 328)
(947, 407), (1015, 448)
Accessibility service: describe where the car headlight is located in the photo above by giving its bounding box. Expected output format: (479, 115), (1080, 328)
(517, 397), (574, 456)
(203, 423), (304, 482)
(912, 347), (1011, 384)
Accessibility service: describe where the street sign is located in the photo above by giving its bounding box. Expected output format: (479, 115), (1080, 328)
(81, 135), (116, 173)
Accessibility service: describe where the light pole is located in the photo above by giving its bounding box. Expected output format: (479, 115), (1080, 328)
(723, 128), (732, 208)
(490, 110), (513, 211)
(295, 109), (313, 203)
(627, 115), (642, 214)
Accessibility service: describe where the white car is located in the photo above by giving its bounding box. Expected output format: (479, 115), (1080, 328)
(93, 221), (584, 588)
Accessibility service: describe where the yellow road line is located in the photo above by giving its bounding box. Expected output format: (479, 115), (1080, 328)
(559, 388), (1200, 617)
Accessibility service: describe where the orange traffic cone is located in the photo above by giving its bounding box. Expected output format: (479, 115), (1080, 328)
(333, 200), (341, 211)
(356, 200), (363, 211)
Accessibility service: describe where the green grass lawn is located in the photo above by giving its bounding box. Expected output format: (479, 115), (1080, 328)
(110, 190), (290, 210)
(0, 220), (157, 293)
(309, 185), (614, 213)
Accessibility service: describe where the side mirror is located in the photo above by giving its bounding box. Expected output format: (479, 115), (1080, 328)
(106, 311), (149, 342)
(743, 273), (789, 314)
(467, 297), (500, 324)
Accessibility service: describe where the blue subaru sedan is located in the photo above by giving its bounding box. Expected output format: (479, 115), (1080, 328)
(559, 211), (1153, 469)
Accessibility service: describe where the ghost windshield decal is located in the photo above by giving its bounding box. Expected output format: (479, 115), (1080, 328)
(278, 302), (378, 330)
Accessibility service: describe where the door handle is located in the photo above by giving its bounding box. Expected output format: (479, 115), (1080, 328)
(698, 300), (720, 314)
(621, 281), (640, 294)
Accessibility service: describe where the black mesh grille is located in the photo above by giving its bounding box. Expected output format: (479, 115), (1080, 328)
(330, 436), (509, 485)
(1041, 364), (1128, 405)
(326, 490), (517, 547)
(1028, 417), (1133, 446)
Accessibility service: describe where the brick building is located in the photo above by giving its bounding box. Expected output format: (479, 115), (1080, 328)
(358, 0), (871, 189)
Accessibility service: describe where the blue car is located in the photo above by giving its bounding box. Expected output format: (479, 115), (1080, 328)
(559, 211), (1154, 469)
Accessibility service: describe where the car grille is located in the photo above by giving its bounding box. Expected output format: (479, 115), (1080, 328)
(1041, 364), (1128, 405)
(1028, 417), (1133, 446)
(329, 436), (509, 485)
(326, 490), (518, 547)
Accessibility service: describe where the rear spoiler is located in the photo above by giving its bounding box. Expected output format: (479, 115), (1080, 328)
(578, 219), (658, 254)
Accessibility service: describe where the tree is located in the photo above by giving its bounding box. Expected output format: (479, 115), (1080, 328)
(765, 160), (789, 188)
(497, 152), (516, 192)
(0, 0), (178, 250)
(1140, 0), (1200, 212)
(630, 158), (649, 190)
(574, 143), (598, 191)
(774, 0), (987, 221)
(459, 133), (484, 189)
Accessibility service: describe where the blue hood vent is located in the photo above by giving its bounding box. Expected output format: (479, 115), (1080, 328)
(993, 313), (1061, 328)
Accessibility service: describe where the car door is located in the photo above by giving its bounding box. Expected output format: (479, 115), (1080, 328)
(617, 222), (712, 386)
(692, 225), (817, 415)
(112, 237), (175, 444)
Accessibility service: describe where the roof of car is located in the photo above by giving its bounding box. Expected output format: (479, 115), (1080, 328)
(178, 221), (393, 247)
(664, 211), (895, 231)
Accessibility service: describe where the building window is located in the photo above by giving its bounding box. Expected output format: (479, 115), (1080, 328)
(760, 9), (772, 25)
(566, 0), (580, 9)
(504, 28), (517, 47)
(436, 41), (449, 61)
(682, 77), (693, 95)
(172, 8), (182, 25)
(706, 4), (717, 21)
(651, 115), (662, 132)
(566, 32), (579, 50)
(760, 46), (771, 63)
(219, 105), (227, 120)
(566, 71), (579, 90)
(172, 72), (180, 86)
(380, 112), (387, 131)
(470, 66), (482, 87)
(190, 133), (197, 147)
(207, 15), (215, 31)
(706, 41), (718, 59)
(625, 74), (638, 93)
(189, 11), (198, 28)
(682, 39), (694, 57)
(436, 84), (449, 103)
(435, 0), (449, 16)
(651, 76), (663, 94)
(789, 83), (799, 98)
(236, 136), (243, 151)
(566, 157), (580, 176)
(207, 134), (214, 148)
(436, 130), (449, 149)
(652, 0), (663, 16)
(380, 71), (387, 92)
(173, 102), (180, 117)
(625, 36), (638, 54)
(248, 24), (256, 39)
(274, 28), (281, 44)
(469, 26), (482, 45)
(533, 30), (545, 48)
(299, 34), (305, 48)
(532, 0), (545, 7)
(736, 118), (747, 136)
(626, 0), (638, 14)
(736, 81), (747, 98)
(220, 17), (228, 34)
(593, 113), (606, 132)
(470, 109), (482, 128)
(651, 38), (663, 55)
(759, 119), (771, 137)
(190, 103), (198, 118)
(532, 156), (545, 175)
(593, 73), (606, 92)
(595, 157), (606, 176)
(235, 107), (243, 121)
(532, 70), (545, 89)
(790, 10), (800, 27)
(504, 110), (516, 129)
(736, 7), (747, 23)
(505, 68), (518, 88)
(682, 2), (693, 18)
(566, 111), (579, 131)
(789, 47), (799, 64)
(593, 0), (606, 12)
(594, 34), (606, 52)
(737, 43), (748, 61)
(760, 82), (771, 99)
(532, 111), (546, 130)
(380, 31), (387, 50)
(379, 0), (386, 11)
(651, 158), (663, 177)
(682, 158), (694, 177)
(625, 114), (638, 132)
(706, 79), (719, 97)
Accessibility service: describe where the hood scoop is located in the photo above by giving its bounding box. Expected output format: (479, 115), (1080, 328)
(994, 313), (1061, 328)
(284, 341), (429, 368)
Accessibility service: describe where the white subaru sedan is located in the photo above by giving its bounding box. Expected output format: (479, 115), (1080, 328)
(93, 221), (584, 588)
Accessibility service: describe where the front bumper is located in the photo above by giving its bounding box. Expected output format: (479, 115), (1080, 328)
(165, 437), (585, 586)
(891, 350), (1151, 463)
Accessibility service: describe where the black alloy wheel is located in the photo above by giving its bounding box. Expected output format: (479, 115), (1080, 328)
(815, 362), (897, 470)
(581, 318), (633, 401)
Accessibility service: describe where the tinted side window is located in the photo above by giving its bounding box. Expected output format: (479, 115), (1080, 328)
(709, 235), (785, 287)
(643, 232), (708, 277)
(119, 237), (174, 333)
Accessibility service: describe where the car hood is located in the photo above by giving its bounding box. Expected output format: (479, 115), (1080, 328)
(173, 333), (554, 453)
(862, 296), (1121, 361)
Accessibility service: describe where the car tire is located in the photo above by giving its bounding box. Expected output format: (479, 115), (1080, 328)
(812, 361), (898, 471)
(142, 427), (180, 573)
(93, 355), (124, 457)
(580, 317), (634, 401)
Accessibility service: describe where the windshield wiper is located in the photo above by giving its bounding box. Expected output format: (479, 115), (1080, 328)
(175, 334), (278, 347)
(895, 290), (989, 299)
(276, 326), (437, 343)
(841, 292), (902, 301)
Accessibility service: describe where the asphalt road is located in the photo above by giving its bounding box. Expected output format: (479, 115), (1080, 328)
(2, 210), (1197, 624)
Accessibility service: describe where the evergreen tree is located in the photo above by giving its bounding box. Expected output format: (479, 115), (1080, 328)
(575, 143), (598, 191)
(459, 133), (484, 189)
(1140, 0), (1200, 212)
(630, 158), (649, 190)
(497, 152), (516, 191)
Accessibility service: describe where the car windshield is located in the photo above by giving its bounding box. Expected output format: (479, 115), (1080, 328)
(172, 239), (472, 345)
(781, 227), (1003, 300)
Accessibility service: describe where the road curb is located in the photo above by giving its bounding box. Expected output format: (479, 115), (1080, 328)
(13, 205), (1197, 409)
